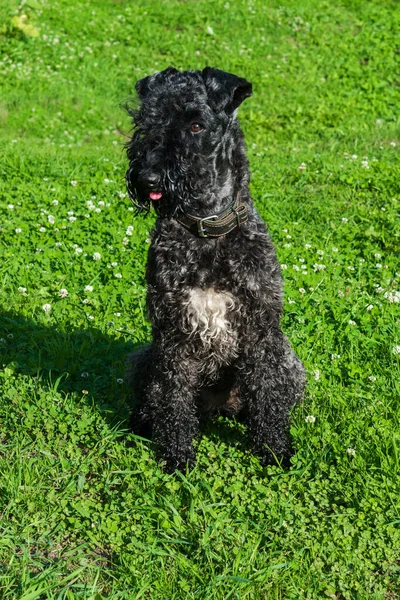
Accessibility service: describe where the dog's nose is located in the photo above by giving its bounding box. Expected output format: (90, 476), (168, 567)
(138, 174), (160, 190)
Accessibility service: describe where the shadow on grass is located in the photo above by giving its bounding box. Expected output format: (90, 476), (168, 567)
(1, 309), (137, 427)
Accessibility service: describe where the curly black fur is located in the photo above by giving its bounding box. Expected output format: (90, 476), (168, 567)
(125, 67), (306, 472)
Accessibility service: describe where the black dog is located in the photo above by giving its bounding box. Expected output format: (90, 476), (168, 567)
(125, 67), (305, 472)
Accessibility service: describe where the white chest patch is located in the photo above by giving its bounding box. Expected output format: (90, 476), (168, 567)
(184, 287), (236, 348)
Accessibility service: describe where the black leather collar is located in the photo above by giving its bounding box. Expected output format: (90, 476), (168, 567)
(175, 193), (248, 238)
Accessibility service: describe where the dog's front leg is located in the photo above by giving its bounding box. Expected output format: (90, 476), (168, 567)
(237, 333), (305, 467)
(150, 355), (200, 473)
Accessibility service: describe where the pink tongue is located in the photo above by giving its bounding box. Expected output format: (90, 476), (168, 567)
(149, 192), (162, 201)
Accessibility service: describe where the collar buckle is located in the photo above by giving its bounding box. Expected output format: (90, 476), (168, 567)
(197, 215), (218, 238)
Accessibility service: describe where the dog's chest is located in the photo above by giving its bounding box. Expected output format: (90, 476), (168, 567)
(183, 287), (238, 354)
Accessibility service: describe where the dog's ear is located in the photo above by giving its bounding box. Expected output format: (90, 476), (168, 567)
(202, 67), (252, 114)
(135, 67), (179, 101)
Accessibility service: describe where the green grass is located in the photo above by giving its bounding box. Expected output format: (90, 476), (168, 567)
(0, 0), (400, 597)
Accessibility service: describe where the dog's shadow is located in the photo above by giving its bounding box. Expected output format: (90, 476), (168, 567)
(1, 309), (138, 427)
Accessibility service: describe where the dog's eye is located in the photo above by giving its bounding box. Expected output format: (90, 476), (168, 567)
(190, 123), (203, 133)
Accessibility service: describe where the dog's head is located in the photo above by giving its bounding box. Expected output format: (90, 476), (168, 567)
(125, 67), (252, 217)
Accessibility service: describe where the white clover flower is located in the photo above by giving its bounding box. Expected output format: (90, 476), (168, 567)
(42, 303), (52, 313)
(347, 266), (355, 271)
(71, 180), (77, 186)
(104, 178), (110, 184)
(299, 258), (305, 263)
(305, 243), (311, 249)
(374, 253), (381, 259)
(111, 262), (118, 267)
(287, 298), (296, 304)
(48, 215), (55, 224)
(88, 315), (94, 320)
(384, 290), (400, 303)
(67, 211), (74, 216)
(301, 265), (307, 270)
(368, 376), (376, 382)
(114, 312), (121, 317)
(332, 247), (338, 253)
(313, 369), (320, 381)
(280, 264), (287, 270)
(15, 228), (22, 233)
(81, 372), (89, 378)
(366, 304), (374, 311)
(8, 204), (14, 209)
(95, 208), (101, 213)
(351, 154), (357, 159)
(126, 229), (133, 236)
(348, 320), (356, 326)
(84, 285), (93, 292)
(83, 299), (90, 304)
(342, 217), (348, 223)
(376, 263), (382, 269)
(39, 226), (47, 233)
(52, 199), (59, 206)
(93, 252), (101, 261)
(316, 249), (324, 256)
(298, 162), (306, 171)
(347, 448), (356, 456)
(122, 237), (129, 245)
(390, 141), (396, 147)
(55, 242), (62, 247)
(69, 216), (76, 223)
(117, 378), (124, 384)
(58, 288), (68, 298)
(313, 264), (326, 271)
(98, 201), (105, 207)
(299, 288), (306, 294)
(293, 265), (300, 271)
(115, 273), (122, 278)
(376, 286), (384, 293)
(392, 345), (400, 355)
(75, 247), (83, 255)
(305, 415), (316, 423)
(18, 286), (27, 294)
(82, 389), (89, 395)
(331, 353), (340, 360)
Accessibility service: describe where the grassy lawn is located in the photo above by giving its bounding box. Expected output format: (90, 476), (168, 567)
(1, 0), (399, 597)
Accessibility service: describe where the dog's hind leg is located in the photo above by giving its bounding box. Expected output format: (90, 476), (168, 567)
(126, 343), (154, 438)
